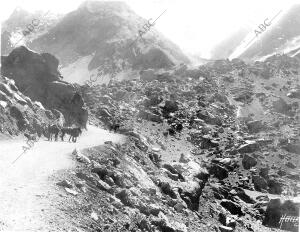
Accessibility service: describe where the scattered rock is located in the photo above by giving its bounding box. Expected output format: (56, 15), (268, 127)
(219, 225), (233, 232)
(209, 164), (228, 180)
(64, 188), (78, 196)
(179, 153), (191, 163)
(286, 161), (296, 169)
(242, 154), (257, 170)
(252, 175), (268, 191)
(72, 149), (91, 164)
(159, 181), (177, 199)
(237, 141), (259, 153)
(220, 199), (244, 216)
(91, 211), (99, 221)
(57, 180), (73, 188)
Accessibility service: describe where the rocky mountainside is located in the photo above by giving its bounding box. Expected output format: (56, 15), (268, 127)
(0, 74), (63, 138)
(61, 52), (300, 231)
(1, 46), (88, 128)
(1, 3), (300, 232)
(0, 47), (299, 231)
(210, 28), (250, 60)
(1, 1), (190, 84)
(1, 8), (62, 55)
(237, 4), (300, 61)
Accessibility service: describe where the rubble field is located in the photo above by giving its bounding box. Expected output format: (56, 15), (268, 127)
(50, 55), (300, 231)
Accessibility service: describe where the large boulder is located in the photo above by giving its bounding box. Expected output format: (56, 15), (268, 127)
(252, 175), (268, 191)
(267, 178), (283, 195)
(287, 88), (300, 99)
(237, 141), (259, 153)
(162, 100), (179, 114)
(220, 199), (244, 216)
(209, 163), (228, 180)
(1, 46), (60, 101)
(230, 187), (255, 204)
(272, 98), (294, 116)
(246, 120), (265, 133)
(143, 95), (163, 107)
(200, 135), (219, 149)
(9, 105), (28, 130)
(1, 46), (87, 127)
(242, 154), (257, 170)
(159, 181), (177, 199)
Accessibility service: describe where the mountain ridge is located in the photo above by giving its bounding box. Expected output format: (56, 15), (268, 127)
(1, 1), (191, 84)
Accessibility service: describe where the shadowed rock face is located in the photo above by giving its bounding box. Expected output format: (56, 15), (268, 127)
(1, 46), (60, 102)
(1, 46), (88, 128)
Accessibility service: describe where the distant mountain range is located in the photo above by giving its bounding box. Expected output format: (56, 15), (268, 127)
(1, 1), (190, 84)
(2, 1), (299, 78)
(211, 4), (300, 62)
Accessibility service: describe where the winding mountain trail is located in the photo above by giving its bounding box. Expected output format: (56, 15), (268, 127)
(0, 125), (125, 231)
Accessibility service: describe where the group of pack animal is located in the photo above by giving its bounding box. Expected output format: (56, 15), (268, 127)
(48, 125), (82, 142)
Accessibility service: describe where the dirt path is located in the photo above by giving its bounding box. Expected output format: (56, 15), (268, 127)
(0, 125), (125, 231)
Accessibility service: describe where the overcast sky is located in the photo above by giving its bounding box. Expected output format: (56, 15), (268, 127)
(0, 0), (297, 58)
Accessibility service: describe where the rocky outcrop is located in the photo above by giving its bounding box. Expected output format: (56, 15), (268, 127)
(237, 141), (259, 153)
(252, 175), (268, 191)
(272, 98), (294, 116)
(242, 154), (257, 170)
(0, 75), (63, 136)
(287, 88), (300, 99)
(220, 199), (244, 216)
(246, 120), (266, 133)
(209, 163), (228, 180)
(1, 46), (87, 127)
(71, 51), (299, 232)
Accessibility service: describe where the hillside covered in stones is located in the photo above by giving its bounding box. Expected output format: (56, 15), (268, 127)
(54, 53), (299, 231)
(1, 46), (88, 129)
(0, 2), (299, 231)
(0, 43), (299, 231)
(0, 74), (63, 138)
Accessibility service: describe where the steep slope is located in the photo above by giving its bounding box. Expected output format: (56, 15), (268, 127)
(3, 1), (190, 84)
(74, 54), (300, 231)
(210, 27), (250, 60)
(1, 46), (88, 128)
(0, 74), (64, 138)
(1, 8), (62, 55)
(209, 4), (300, 61)
(231, 4), (300, 61)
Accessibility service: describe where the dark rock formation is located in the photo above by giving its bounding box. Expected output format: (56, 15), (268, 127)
(1, 46), (87, 127)
(252, 175), (268, 191)
(242, 154), (257, 170)
(237, 141), (259, 153)
(209, 163), (228, 180)
(220, 199), (244, 216)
